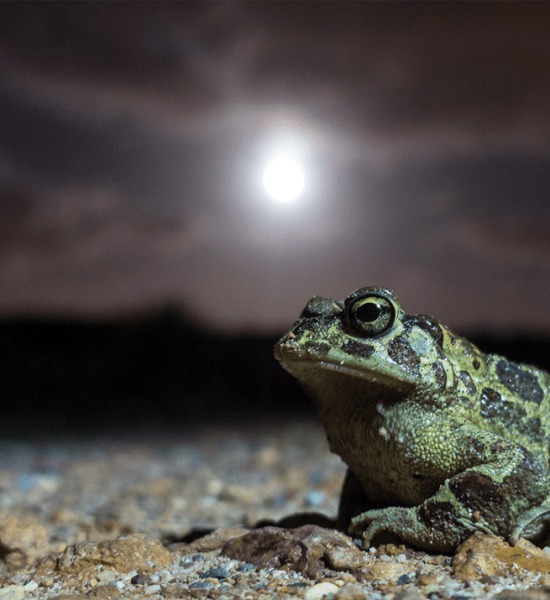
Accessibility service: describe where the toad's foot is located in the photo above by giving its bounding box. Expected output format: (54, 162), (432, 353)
(510, 503), (550, 544)
(350, 507), (418, 548)
(350, 505), (476, 553)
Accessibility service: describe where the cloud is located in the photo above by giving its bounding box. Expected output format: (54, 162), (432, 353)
(0, 3), (549, 332)
(1, 2), (550, 158)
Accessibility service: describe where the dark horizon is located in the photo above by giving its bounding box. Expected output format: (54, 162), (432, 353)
(2, 307), (549, 435)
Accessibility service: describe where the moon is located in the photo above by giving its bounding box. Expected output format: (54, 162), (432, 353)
(262, 158), (305, 203)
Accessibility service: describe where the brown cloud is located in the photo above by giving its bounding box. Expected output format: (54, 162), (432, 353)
(0, 2), (549, 332)
(2, 2), (550, 151)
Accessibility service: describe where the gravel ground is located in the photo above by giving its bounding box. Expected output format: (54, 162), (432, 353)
(0, 418), (549, 599)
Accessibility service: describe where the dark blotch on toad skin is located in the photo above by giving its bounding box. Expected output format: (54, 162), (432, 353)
(526, 417), (546, 445)
(308, 342), (331, 356)
(480, 388), (546, 444)
(449, 471), (510, 535)
(496, 360), (544, 404)
(341, 339), (375, 359)
(387, 336), (420, 375)
(459, 370), (477, 396)
(432, 361), (446, 390)
(417, 500), (465, 537)
(480, 388), (502, 419)
(292, 316), (334, 340)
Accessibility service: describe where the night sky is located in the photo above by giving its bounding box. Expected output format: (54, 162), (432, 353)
(1, 2), (549, 334)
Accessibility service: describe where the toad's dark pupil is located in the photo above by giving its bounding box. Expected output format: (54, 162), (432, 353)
(356, 302), (382, 323)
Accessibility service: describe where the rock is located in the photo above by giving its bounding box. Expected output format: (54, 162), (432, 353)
(494, 590), (550, 599)
(361, 561), (414, 583)
(221, 525), (364, 578)
(392, 590), (425, 600)
(304, 491), (326, 507)
(453, 533), (550, 581)
(0, 513), (50, 568)
(236, 562), (256, 572)
(189, 581), (212, 589)
(376, 544), (408, 557)
(0, 586), (25, 600)
(86, 586), (122, 599)
(334, 584), (372, 599)
(415, 570), (445, 595)
(35, 533), (172, 578)
(144, 584), (161, 595)
(304, 581), (340, 599)
(130, 573), (152, 585)
(175, 527), (249, 554)
(200, 566), (230, 579)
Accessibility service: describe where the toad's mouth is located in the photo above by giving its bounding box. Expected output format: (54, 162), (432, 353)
(276, 353), (415, 394)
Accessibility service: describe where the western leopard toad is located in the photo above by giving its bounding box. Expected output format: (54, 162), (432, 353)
(274, 286), (550, 552)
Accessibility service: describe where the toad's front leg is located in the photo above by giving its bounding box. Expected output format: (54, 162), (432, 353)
(350, 436), (550, 553)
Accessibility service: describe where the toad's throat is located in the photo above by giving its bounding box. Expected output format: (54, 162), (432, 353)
(278, 356), (415, 412)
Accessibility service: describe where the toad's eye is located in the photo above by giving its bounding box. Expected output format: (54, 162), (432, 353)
(347, 295), (396, 337)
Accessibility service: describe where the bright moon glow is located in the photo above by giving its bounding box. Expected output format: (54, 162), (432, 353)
(262, 158), (305, 203)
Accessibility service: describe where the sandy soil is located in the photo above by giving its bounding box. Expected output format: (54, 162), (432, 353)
(0, 418), (548, 599)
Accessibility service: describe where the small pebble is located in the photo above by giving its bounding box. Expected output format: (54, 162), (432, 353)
(144, 584), (161, 595)
(304, 581), (339, 600)
(236, 562), (256, 572)
(397, 573), (413, 585)
(192, 554), (204, 562)
(396, 553), (408, 563)
(304, 490), (326, 507)
(189, 581), (212, 589)
(0, 587), (25, 600)
(131, 573), (152, 585)
(200, 567), (230, 579)
(97, 568), (116, 584)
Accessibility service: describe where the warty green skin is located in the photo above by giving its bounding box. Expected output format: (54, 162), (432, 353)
(274, 287), (550, 552)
